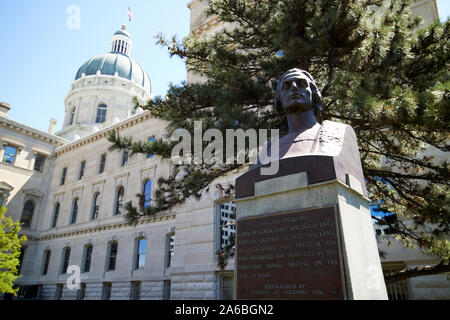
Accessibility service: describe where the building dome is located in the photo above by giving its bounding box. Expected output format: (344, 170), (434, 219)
(58, 26), (152, 141)
(74, 53), (151, 93)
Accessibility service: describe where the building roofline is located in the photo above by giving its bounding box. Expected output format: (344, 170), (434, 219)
(54, 110), (158, 156)
(0, 117), (68, 146)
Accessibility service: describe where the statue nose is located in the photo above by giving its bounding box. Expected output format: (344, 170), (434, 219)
(291, 83), (303, 93)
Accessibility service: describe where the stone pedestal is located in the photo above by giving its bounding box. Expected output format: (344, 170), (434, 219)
(234, 156), (388, 300)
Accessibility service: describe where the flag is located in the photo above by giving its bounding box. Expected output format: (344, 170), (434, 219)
(127, 6), (133, 22)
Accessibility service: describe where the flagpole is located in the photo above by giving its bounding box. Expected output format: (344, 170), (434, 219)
(124, 6), (128, 28)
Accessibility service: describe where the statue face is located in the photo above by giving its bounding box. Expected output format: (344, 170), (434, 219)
(279, 73), (313, 114)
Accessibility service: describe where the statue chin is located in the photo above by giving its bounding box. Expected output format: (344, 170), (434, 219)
(283, 102), (313, 115)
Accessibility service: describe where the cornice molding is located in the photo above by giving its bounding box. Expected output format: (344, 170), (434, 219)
(54, 111), (153, 157)
(65, 84), (150, 103)
(0, 117), (67, 146)
(38, 214), (176, 241)
(191, 16), (221, 37)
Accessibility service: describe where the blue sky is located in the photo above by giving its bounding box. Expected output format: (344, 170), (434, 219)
(0, 1), (449, 133)
(0, 1), (191, 132)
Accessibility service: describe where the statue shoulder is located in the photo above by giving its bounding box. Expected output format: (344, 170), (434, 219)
(319, 120), (355, 156)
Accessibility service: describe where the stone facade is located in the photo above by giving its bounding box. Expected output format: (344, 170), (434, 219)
(0, 0), (447, 300)
(3, 107), (238, 300)
(0, 25), (237, 300)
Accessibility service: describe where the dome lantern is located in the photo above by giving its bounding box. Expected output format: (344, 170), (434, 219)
(111, 25), (132, 56)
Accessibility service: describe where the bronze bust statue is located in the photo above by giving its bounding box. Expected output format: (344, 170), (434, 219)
(258, 68), (352, 164)
(239, 68), (368, 198)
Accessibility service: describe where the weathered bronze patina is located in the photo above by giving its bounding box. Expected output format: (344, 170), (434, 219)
(236, 68), (367, 198)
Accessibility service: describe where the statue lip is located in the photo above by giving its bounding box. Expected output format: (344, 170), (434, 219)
(289, 93), (303, 98)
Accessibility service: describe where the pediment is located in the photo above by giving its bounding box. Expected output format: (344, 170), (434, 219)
(23, 188), (45, 198)
(0, 181), (14, 192)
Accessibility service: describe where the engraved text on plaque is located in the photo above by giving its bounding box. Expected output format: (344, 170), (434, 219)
(236, 206), (346, 299)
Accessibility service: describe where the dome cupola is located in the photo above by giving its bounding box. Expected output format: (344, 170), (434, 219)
(111, 25), (132, 56)
(57, 26), (152, 141)
(74, 26), (150, 92)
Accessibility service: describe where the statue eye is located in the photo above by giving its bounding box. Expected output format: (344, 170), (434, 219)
(283, 81), (291, 90)
(297, 79), (308, 88)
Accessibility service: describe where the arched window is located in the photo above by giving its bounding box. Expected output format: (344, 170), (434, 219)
(91, 193), (100, 220)
(114, 186), (124, 215)
(95, 104), (107, 123)
(69, 107), (76, 125)
(143, 180), (152, 208)
(51, 202), (60, 228)
(20, 200), (35, 228)
(70, 198), (79, 224)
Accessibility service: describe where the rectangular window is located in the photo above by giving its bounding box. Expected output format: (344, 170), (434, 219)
(98, 153), (106, 173)
(83, 245), (93, 273)
(219, 202), (236, 250)
(107, 242), (118, 271)
(18, 247), (26, 274)
(130, 281), (141, 300)
(61, 247), (71, 274)
(2, 145), (17, 164)
(163, 280), (171, 300)
(51, 203), (60, 228)
(121, 149), (129, 166)
(55, 284), (64, 300)
(60, 167), (67, 185)
(33, 154), (45, 172)
(102, 283), (112, 300)
(42, 250), (51, 275)
(166, 234), (175, 268)
(70, 199), (78, 225)
(114, 187), (124, 215)
(77, 283), (86, 300)
(384, 264), (410, 300)
(219, 273), (234, 300)
(135, 238), (146, 269)
(79, 160), (86, 179)
(20, 200), (34, 228)
(147, 136), (155, 158)
(96, 105), (107, 123)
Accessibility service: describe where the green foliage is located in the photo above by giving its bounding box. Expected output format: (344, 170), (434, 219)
(108, 0), (449, 270)
(0, 206), (27, 295)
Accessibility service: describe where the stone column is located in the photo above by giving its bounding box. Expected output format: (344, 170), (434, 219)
(0, 142), (6, 162)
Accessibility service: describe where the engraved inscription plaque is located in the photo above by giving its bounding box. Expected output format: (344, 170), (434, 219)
(236, 206), (346, 299)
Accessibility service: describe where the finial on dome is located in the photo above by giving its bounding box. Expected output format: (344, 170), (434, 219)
(121, 25), (126, 31)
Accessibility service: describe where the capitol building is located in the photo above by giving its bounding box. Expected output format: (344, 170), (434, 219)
(0, 0), (448, 300)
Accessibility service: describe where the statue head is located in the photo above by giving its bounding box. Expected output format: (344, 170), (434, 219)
(274, 68), (323, 122)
